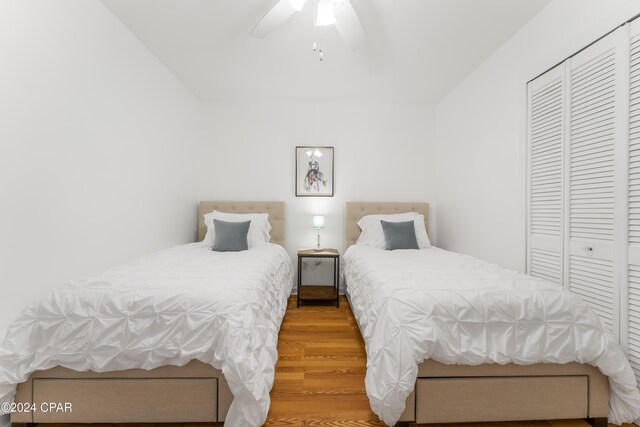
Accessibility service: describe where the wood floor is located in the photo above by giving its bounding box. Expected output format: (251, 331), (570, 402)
(265, 296), (633, 427)
(265, 297), (378, 426)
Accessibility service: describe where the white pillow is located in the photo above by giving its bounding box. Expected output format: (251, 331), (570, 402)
(356, 212), (431, 249)
(203, 211), (272, 248)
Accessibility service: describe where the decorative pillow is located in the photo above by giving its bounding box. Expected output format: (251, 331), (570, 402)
(356, 212), (431, 249)
(203, 211), (272, 248)
(212, 219), (250, 252)
(380, 220), (419, 250)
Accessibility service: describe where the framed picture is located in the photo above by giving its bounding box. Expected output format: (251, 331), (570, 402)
(295, 146), (334, 197)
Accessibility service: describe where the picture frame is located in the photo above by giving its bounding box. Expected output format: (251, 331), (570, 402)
(295, 146), (334, 197)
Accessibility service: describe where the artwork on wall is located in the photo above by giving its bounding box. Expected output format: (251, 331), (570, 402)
(295, 146), (334, 197)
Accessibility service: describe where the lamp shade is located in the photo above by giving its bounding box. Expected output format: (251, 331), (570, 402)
(313, 215), (325, 229)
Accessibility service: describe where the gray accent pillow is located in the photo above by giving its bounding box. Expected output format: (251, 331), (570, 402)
(380, 220), (419, 250)
(212, 219), (250, 252)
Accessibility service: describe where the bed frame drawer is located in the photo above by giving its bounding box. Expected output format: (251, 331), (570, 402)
(415, 376), (588, 424)
(31, 378), (217, 423)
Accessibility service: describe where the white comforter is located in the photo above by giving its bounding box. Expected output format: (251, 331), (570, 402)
(0, 243), (293, 427)
(343, 245), (640, 425)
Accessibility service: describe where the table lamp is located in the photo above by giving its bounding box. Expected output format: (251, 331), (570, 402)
(313, 215), (325, 251)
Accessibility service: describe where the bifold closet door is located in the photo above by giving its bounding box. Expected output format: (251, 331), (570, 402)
(526, 65), (565, 285)
(567, 27), (627, 337)
(627, 18), (640, 384)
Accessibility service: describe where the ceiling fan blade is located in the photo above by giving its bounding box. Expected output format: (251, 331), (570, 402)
(250, 0), (297, 38)
(333, 0), (365, 51)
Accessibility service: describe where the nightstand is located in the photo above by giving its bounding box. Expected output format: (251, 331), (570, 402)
(297, 248), (340, 308)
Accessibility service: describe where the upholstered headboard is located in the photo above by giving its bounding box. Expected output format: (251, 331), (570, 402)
(345, 202), (429, 249)
(198, 201), (285, 247)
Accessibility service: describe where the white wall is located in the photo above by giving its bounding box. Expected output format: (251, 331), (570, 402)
(434, 0), (640, 272)
(198, 100), (436, 286)
(0, 0), (201, 330)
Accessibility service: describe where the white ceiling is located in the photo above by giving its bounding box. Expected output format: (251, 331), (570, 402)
(101, 0), (551, 103)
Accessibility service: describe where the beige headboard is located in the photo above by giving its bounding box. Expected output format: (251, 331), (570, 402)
(198, 201), (285, 247)
(345, 202), (429, 249)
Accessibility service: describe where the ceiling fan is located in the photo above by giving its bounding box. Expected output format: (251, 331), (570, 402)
(250, 0), (365, 56)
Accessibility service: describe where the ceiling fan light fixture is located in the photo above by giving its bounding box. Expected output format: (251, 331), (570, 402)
(288, 0), (306, 12)
(315, 0), (336, 26)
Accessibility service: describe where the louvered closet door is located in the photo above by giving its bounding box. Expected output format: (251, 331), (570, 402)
(627, 19), (640, 385)
(527, 65), (565, 285)
(567, 27), (626, 336)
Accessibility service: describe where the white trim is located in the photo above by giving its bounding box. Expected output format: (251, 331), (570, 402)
(615, 25), (630, 347)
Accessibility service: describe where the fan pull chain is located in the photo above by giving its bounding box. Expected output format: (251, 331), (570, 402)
(312, 42), (323, 61)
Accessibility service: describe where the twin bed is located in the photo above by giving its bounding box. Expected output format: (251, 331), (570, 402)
(4, 201), (291, 427)
(343, 202), (640, 427)
(1, 201), (639, 427)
